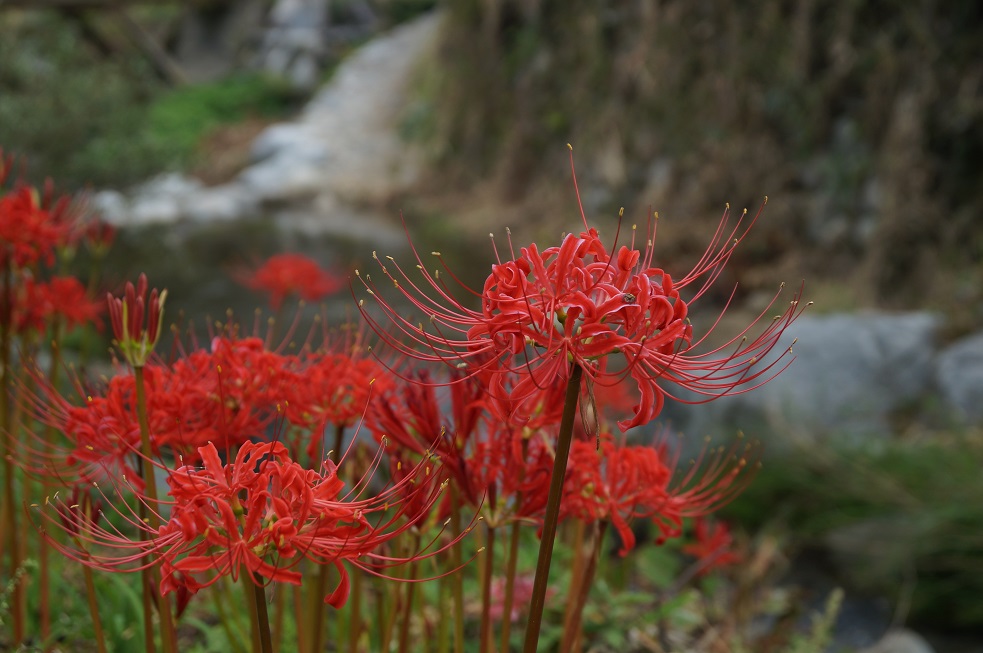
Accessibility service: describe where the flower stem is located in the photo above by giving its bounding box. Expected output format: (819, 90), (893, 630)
(498, 520), (522, 653)
(479, 523), (496, 653)
(562, 518), (587, 631)
(348, 568), (364, 653)
(522, 362), (583, 653)
(81, 560), (108, 653)
(309, 565), (330, 653)
(38, 324), (63, 651)
(244, 575), (273, 653)
(449, 488), (465, 653)
(397, 532), (423, 653)
(0, 258), (25, 644)
(560, 520), (607, 653)
(134, 365), (177, 653)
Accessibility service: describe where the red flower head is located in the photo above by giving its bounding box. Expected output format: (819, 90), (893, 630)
(0, 185), (72, 269)
(682, 517), (742, 574)
(239, 253), (343, 311)
(21, 276), (104, 334)
(36, 438), (461, 609)
(358, 148), (808, 432)
(107, 274), (167, 367)
(82, 218), (116, 257)
(0, 148), (12, 187)
(563, 432), (758, 555)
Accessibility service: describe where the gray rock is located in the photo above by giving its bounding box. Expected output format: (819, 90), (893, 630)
(861, 629), (936, 653)
(658, 311), (942, 440)
(126, 174), (203, 225)
(238, 158), (327, 203)
(90, 189), (128, 226)
(935, 330), (983, 424)
(184, 184), (259, 223)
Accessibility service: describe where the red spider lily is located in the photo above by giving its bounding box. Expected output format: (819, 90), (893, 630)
(489, 574), (554, 623)
(0, 185), (73, 269)
(81, 218), (115, 257)
(280, 341), (391, 459)
(36, 438), (460, 608)
(370, 367), (564, 525)
(682, 517), (741, 574)
(107, 274), (167, 367)
(357, 152), (808, 431)
(10, 276), (103, 334)
(0, 148), (12, 187)
(561, 433), (757, 555)
(238, 253), (344, 311)
(19, 335), (299, 490)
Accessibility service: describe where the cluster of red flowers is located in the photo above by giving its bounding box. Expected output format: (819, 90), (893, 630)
(0, 153), (113, 336)
(13, 144), (803, 646)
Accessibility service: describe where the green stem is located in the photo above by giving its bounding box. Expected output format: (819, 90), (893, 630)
(437, 577), (450, 653)
(479, 523), (496, 653)
(449, 489), (465, 653)
(251, 577), (274, 653)
(348, 569), (364, 653)
(139, 553), (157, 653)
(396, 532), (422, 653)
(521, 363), (583, 653)
(309, 564), (332, 653)
(241, 575), (274, 653)
(81, 560), (108, 653)
(293, 585), (308, 653)
(134, 365), (177, 653)
(498, 520), (522, 653)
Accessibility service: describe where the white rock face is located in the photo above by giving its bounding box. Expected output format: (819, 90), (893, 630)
(98, 11), (441, 243)
(935, 330), (983, 424)
(861, 629), (936, 653)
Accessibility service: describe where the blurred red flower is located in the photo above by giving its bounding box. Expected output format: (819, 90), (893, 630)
(239, 253), (343, 310)
(682, 517), (742, 574)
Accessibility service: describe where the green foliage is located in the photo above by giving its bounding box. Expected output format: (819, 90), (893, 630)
(728, 432), (983, 628)
(0, 12), (161, 188)
(142, 74), (297, 170)
(0, 13), (296, 189)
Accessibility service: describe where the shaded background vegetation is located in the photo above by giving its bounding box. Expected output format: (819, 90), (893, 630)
(409, 0), (983, 333)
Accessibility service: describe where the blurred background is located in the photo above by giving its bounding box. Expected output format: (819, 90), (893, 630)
(2, 0), (981, 651)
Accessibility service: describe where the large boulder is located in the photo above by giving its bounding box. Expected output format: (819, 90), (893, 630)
(657, 312), (943, 441)
(934, 329), (983, 425)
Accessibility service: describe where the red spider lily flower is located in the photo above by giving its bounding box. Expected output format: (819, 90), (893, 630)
(19, 335), (300, 490)
(682, 517), (741, 575)
(357, 151), (808, 432)
(0, 185), (72, 269)
(370, 367), (564, 526)
(561, 433), (757, 555)
(489, 574), (555, 623)
(107, 274), (167, 367)
(0, 148), (12, 187)
(36, 438), (460, 609)
(4, 276), (102, 335)
(82, 218), (115, 257)
(239, 253), (344, 311)
(280, 331), (392, 459)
